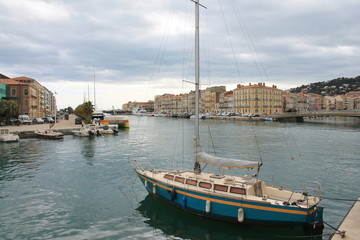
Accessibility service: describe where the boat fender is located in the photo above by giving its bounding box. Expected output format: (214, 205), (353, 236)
(206, 200), (211, 213)
(152, 184), (156, 194)
(170, 188), (177, 202)
(237, 208), (245, 222)
(144, 180), (148, 188)
(181, 196), (186, 208)
(96, 130), (101, 136)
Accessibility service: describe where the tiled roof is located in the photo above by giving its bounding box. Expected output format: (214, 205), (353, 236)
(0, 79), (27, 85)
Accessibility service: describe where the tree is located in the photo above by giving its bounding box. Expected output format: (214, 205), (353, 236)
(74, 101), (94, 124)
(0, 100), (19, 124)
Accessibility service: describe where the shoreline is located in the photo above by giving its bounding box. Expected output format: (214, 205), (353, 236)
(0, 114), (80, 139)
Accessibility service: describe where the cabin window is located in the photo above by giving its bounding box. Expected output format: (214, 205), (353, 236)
(214, 184), (228, 192)
(186, 179), (197, 186)
(230, 187), (246, 195)
(164, 174), (174, 180)
(199, 182), (212, 189)
(174, 176), (185, 183)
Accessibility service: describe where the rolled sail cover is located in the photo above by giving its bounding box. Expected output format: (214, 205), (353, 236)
(195, 149), (260, 169)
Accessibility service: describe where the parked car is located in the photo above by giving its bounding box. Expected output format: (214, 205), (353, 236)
(32, 118), (45, 124)
(43, 117), (55, 123)
(18, 115), (31, 125)
(75, 117), (82, 125)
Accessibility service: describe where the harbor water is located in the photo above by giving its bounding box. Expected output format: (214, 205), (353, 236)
(0, 116), (359, 239)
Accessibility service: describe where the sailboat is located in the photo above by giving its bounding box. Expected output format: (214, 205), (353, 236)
(134, 0), (323, 232)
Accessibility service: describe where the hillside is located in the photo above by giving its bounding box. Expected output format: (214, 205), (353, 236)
(289, 76), (360, 96)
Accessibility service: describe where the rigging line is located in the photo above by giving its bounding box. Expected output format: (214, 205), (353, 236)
(321, 196), (360, 201)
(230, 0), (270, 82)
(218, 0), (242, 81)
(324, 221), (346, 237)
(252, 123), (263, 164)
(203, 7), (211, 86)
(150, 0), (178, 82)
(207, 126), (217, 156)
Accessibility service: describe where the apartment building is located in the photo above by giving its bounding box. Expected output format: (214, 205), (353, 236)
(122, 100), (155, 112)
(0, 76), (56, 118)
(233, 83), (283, 115)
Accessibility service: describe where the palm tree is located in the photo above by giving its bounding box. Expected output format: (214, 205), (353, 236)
(74, 101), (94, 124)
(0, 100), (19, 124)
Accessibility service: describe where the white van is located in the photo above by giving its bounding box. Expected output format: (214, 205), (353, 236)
(18, 115), (31, 125)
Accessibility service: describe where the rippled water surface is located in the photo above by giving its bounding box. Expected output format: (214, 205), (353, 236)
(0, 116), (359, 239)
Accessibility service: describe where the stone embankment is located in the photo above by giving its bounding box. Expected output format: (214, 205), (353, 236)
(0, 114), (80, 139)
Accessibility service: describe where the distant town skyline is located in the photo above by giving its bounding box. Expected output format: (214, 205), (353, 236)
(1, 0), (359, 109)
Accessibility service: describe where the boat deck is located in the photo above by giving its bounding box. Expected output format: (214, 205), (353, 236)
(141, 169), (320, 208)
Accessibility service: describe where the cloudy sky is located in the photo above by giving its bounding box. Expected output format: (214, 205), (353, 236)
(0, 0), (359, 109)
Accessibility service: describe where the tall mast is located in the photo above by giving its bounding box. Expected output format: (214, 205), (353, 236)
(93, 66), (96, 109)
(194, 0), (200, 147)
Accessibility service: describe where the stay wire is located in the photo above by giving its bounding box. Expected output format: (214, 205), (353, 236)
(252, 123), (263, 164)
(218, 0), (242, 81)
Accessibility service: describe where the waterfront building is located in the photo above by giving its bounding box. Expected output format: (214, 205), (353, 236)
(234, 83), (283, 115)
(203, 86), (226, 114)
(345, 91), (360, 110)
(123, 100), (154, 112)
(324, 96), (336, 111)
(217, 91), (234, 114)
(0, 83), (6, 99)
(0, 76), (56, 118)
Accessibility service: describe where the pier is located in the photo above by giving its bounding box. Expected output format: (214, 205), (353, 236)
(268, 110), (360, 122)
(331, 198), (360, 240)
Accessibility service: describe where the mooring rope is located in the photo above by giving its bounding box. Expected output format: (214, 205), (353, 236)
(321, 196), (360, 201)
(324, 221), (346, 238)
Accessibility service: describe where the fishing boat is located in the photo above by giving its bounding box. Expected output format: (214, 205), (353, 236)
(0, 129), (19, 142)
(134, 0), (323, 233)
(35, 130), (64, 140)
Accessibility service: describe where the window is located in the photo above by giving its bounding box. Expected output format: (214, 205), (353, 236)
(24, 89), (28, 95)
(164, 174), (174, 180)
(214, 184), (228, 192)
(174, 176), (185, 183)
(186, 179), (197, 186)
(199, 182), (212, 189)
(230, 187), (246, 195)
(11, 88), (16, 96)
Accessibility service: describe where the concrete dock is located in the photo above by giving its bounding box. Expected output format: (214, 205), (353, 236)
(0, 114), (80, 138)
(331, 198), (360, 240)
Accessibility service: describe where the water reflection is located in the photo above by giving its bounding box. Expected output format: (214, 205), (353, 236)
(77, 137), (96, 164)
(0, 140), (45, 183)
(137, 195), (322, 240)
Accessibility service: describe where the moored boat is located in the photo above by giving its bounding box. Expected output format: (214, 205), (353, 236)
(133, 0), (323, 234)
(0, 129), (19, 142)
(35, 130), (64, 139)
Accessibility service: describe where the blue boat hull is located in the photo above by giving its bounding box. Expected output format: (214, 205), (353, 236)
(136, 172), (324, 230)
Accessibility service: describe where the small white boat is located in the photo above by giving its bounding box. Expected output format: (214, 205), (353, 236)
(72, 125), (102, 137)
(99, 125), (118, 135)
(132, 107), (147, 116)
(35, 130), (64, 139)
(0, 129), (19, 142)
